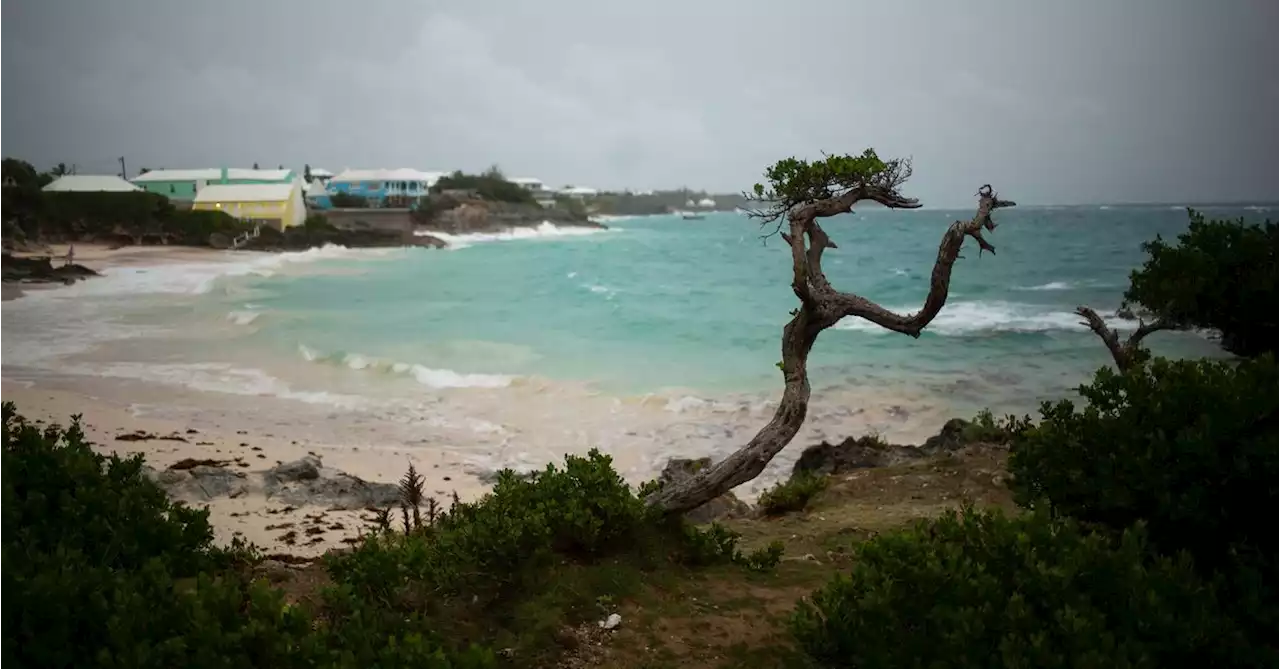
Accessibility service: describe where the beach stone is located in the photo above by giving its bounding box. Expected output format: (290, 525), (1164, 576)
(657, 457), (750, 523)
(154, 466), (250, 501)
(268, 456), (321, 482)
(263, 456), (399, 510)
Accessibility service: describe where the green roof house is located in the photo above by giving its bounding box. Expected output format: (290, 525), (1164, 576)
(131, 167), (295, 201)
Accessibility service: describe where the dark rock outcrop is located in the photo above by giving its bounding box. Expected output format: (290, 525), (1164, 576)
(242, 222), (447, 252)
(792, 436), (925, 477)
(791, 419), (986, 479)
(919, 418), (974, 455)
(147, 455), (399, 510)
(2, 253), (100, 284)
(657, 457), (750, 523)
(262, 456), (400, 510)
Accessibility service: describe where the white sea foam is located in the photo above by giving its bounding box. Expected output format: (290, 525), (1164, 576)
(226, 310), (262, 326)
(416, 221), (613, 250)
(66, 361), (367, 408)
(834, 300), (1135, 336)
(1014, 281), (1073, 291)
(297, 346), (515, 389)
(12, 245), (393, 300)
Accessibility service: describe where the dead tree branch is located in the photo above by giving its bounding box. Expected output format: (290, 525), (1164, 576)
(645, 183), (1015, 514)
(1075, 306), (1176, 371)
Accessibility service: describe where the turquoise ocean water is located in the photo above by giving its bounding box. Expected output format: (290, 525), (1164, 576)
(229, 204), (1260, 412)
(3, 202), (1273, 490)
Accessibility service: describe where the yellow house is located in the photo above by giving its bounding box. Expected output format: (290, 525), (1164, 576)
(191, 180), (306, 230)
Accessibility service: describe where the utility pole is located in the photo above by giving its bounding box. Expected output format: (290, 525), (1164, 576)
(119, 156), (127, 179)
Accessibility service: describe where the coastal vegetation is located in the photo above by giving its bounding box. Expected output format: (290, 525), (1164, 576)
(4, 148), (1276, 666)
(2, 157), (252, 249)
(430, 167), (538, 205)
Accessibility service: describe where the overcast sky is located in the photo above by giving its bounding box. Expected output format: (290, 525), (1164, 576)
(2, 0), (1275, 205)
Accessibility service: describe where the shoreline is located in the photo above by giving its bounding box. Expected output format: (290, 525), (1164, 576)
(1, 233), (994, 557)
(2, 382), (486, 557)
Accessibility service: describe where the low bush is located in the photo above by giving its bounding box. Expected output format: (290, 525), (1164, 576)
(959, 408), (1033, 444)
(430, 168), (536, 205)
(2, 403), (489, 668)
(324, 450), (777, 660)
(1008, 356), (1277, 573)
(757, 470), (828, 515)
(791, 507), (1263, 668)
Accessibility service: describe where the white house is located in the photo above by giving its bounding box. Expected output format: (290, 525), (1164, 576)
(510, 177), (546, 192)
(42, 175), (142, 193)
(559, 186), (598, 198)
(697, 197), (717, 208)
(329, 168), (447, 196)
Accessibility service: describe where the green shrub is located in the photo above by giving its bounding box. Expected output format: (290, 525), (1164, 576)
(326, 450), (754, 604)
(1008, 356), (1277, 573)
(791, 507), (1262, 668)
(323, 450), (764, 661)
(430, 167), (536, 205)
(1124, 209), (1277, 357)
(2, 403), (485, 668)
(959, 408), (1033, 444)
(757, 471), (828, 515)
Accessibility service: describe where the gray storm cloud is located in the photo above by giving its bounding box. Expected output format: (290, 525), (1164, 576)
(3, 0), (1275, 206)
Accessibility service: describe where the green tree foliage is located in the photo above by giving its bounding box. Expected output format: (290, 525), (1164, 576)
(791, 507), (1260, 668)
(430, 169), (536, 204)
(37, 191), (248, 244)
(746, 149), (910, 220)
(1008, 356), (1276, 570)
(1124, 208), (1277, 357)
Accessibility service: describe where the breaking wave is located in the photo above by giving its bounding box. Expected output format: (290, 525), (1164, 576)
(415, 221), (614, 250)
(834, 300), (1132, 336)
(297, 345), (514, 389)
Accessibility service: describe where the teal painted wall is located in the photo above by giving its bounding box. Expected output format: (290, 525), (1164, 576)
(139, 181), (199, 199)
(133, 170), (295, 200)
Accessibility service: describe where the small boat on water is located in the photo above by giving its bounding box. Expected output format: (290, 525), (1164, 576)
(681, 212), (706, 220)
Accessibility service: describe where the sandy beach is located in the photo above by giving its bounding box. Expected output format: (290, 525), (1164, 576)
(3, 244), (488, 557)
(2, 241), (958, 556)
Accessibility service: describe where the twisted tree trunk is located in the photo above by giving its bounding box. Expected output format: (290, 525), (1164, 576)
(646, 186), (1015, 514)
(1075, 306), (1174, 372)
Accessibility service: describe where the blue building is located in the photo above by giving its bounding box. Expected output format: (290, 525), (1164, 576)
(320, 168), (446, 208)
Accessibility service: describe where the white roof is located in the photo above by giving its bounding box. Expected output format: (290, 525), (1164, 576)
(697, 198), (717, 207)
(43, 175), (141, 192)
(133, 168), (293, 182)
(308, 167), (334, 178)
(193, 182), (296, 203)
(560, 186), (598, 196)
(330, 168), (446, 184)
(304, 181), (328, 195)
(510, 177), (544, 186)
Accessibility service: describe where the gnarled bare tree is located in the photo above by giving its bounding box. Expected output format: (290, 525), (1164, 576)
(1074, 307), (1174, 372)
(645, 150), (1015, 514)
